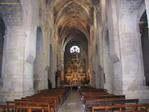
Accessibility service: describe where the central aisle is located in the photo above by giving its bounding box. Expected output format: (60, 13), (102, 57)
(58, 90), (84, 112)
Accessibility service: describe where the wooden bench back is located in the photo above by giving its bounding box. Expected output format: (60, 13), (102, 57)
(92, 104), (149, 112)
(0, 105), (45, 112)
(6, 101), (51, 112)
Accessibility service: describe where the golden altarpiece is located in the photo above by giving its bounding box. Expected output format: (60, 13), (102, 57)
(64, 46), (88, 86)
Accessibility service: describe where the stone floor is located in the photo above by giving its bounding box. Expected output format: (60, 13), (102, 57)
(58, 90), (84, 112)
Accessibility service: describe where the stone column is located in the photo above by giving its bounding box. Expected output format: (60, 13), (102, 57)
(119, 12), (149, 100)
(0, 32), (4, 79)
(23, 27), (36, 96)
(60, 50), (64, 81)
(145, 0), (149, 40)
(120, 33), (145, 86)
(94, 52), (100, 88)
(145, 0), (149, 31)
(51, 43), (56, 88)
(34, 53), (45, 92)
(106, 0), (123, 95)
(120, 33), (149, 100)
(103, 28), (113, 93)
(0, 26), (25, 103)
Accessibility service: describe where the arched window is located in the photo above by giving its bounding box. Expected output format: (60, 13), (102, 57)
(70, 45), (80, 53)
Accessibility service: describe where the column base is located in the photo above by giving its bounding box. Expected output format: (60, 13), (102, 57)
(0, 90), (34, 104)
(123, 86), (149, 103)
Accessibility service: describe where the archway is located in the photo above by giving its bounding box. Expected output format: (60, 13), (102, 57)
(33, 27), (45, 93)
(139, 11), (149, 86)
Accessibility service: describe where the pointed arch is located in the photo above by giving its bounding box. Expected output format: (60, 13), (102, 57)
(33, 27), (45, 92)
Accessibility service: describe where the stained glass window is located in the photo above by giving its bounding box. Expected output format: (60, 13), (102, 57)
(70, 46), (80, 53)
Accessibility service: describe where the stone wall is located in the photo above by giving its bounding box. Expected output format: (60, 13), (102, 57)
(0, 0), (52, 103)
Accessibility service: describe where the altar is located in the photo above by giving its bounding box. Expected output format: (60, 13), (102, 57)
(64, 46), (89, 86)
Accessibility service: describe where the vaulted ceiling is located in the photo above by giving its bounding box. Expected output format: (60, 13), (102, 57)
(54, 0), (95, 40)
(53, 0), (95, 50)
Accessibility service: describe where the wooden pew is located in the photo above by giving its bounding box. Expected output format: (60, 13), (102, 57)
(80, 90), (138, 111)
(29, 95), (63, 105)
(80, 91), (108, 97)
(78, 87), (147, 112)
(11, 99), (61, 111)
(6, 101), (52, 112)
(35, 89), (68, 104)
(81, 95), (125, 104)
(0, 87), (71, 112)
(13, 98), (57, 112)
(11, 88), (71, 112)
(84, 98), (139, 112)
(22, 96), (59, 106)
(78, 87), (108, 97)
(91, 104), (149, 112)
(0, 105), (46, 112)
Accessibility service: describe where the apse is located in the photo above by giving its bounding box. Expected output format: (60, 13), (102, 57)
(64, 30), (88, 86)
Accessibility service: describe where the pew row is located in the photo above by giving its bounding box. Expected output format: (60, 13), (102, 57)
(78, 87), (148, 112)
(1, 87), (71, 112)
(0, 105), (46, 112)
(92, 104), (149, 112)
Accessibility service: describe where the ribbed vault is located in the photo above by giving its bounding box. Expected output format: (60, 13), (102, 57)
(54, 0), (94, 45)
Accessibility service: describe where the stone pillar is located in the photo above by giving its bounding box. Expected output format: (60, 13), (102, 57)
(0, 26), (25, 103)
(23, 28), (36, 96)
(120, 33), (149, 100)
(120, 33), (145, 87)
(94, 53), (100, 88)
(107, 0), (122, 94)
(115, 0), (149, 102)
(103, 28), (113, 93)
(43, 66), (48, 89)
(61, 51), (64, 81)
(0, 32), (4, 79)
(119, 12), (149, 99)
(145, 0), (149, 30)
(51, 44), (56, 88)
(34, 53), (45, 92)
(145, 0), (149, 39)
(23, 61), (34, 96)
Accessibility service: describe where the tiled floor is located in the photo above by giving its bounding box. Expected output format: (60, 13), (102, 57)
(58, 90), (84, 112)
